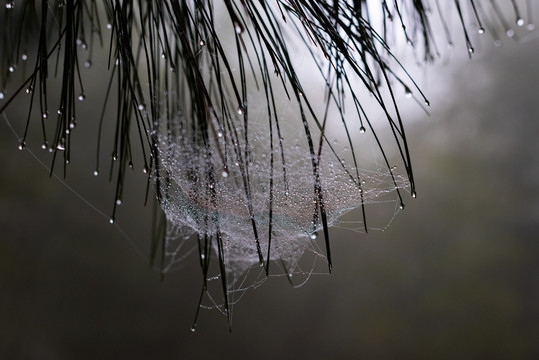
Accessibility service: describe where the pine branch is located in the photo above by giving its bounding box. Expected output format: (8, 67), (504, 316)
(0, 0), (533, 328)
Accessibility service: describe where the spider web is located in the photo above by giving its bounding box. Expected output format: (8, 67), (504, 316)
(155, 86), (409, 285)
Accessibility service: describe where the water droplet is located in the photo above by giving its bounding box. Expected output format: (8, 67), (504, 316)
(112, 153), (118, 161)
(5, 1), (14, 9)
(8, 65), (16, 72)
(84, 60), (92, 68)
(411, 191), (417, 199)
(81, 41), (88, 49)
(199, 40), (206, 46)
(424, 99), (430, 106)
(41, 142), (48, 150)
(190, 326), (197, 332)
(234, 24), (243, 34)
(310, 233), (318, 240)
(359, 126), (366, 133)
(57, 142), (65, 151)
(21, 53), (28, 61)
(399, 203), (405, 210)
(517, 18), (525, 27)
(527, 23), (535, 31)
(217, 131), (223, 138)
(25, 86), (33, 94)
(478, 28), (485, 35)
(69, 121), (76, 129)
(57, 109), (63, 115)
(161, 52), (166, 59)
(222, 170), (229, 178)
(109, 218), (115, 224)
(404, 87), (412, 98)
(143, 166), (149, 174)
(106, 23), (112, 30)
(116, 199), (122, 206)
(138, 104), (145, 111)
(78, 93), (86, 101)
(0, 92), (4, 100)
(128, 161), (133, 169)
(93, 170), (99, 176)
(237, 106), (243, 115)
(42, 111), (49, 119)
(18, 141), (26, 151)
(506, 29), (515, 38)
(468, 47), (474, 54)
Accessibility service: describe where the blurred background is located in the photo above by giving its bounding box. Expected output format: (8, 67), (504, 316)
(1, 7), (539, 360)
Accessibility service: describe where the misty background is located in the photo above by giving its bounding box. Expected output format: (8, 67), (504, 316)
(1, 12), (538, 360)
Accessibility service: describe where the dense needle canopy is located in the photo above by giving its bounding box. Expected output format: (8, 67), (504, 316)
(0, 0), (533, 328)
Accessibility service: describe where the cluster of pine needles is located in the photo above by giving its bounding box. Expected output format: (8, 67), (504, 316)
(0, 0), (533, 328)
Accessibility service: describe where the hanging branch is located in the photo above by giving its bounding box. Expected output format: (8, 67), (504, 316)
(0, 0), (533, 329)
